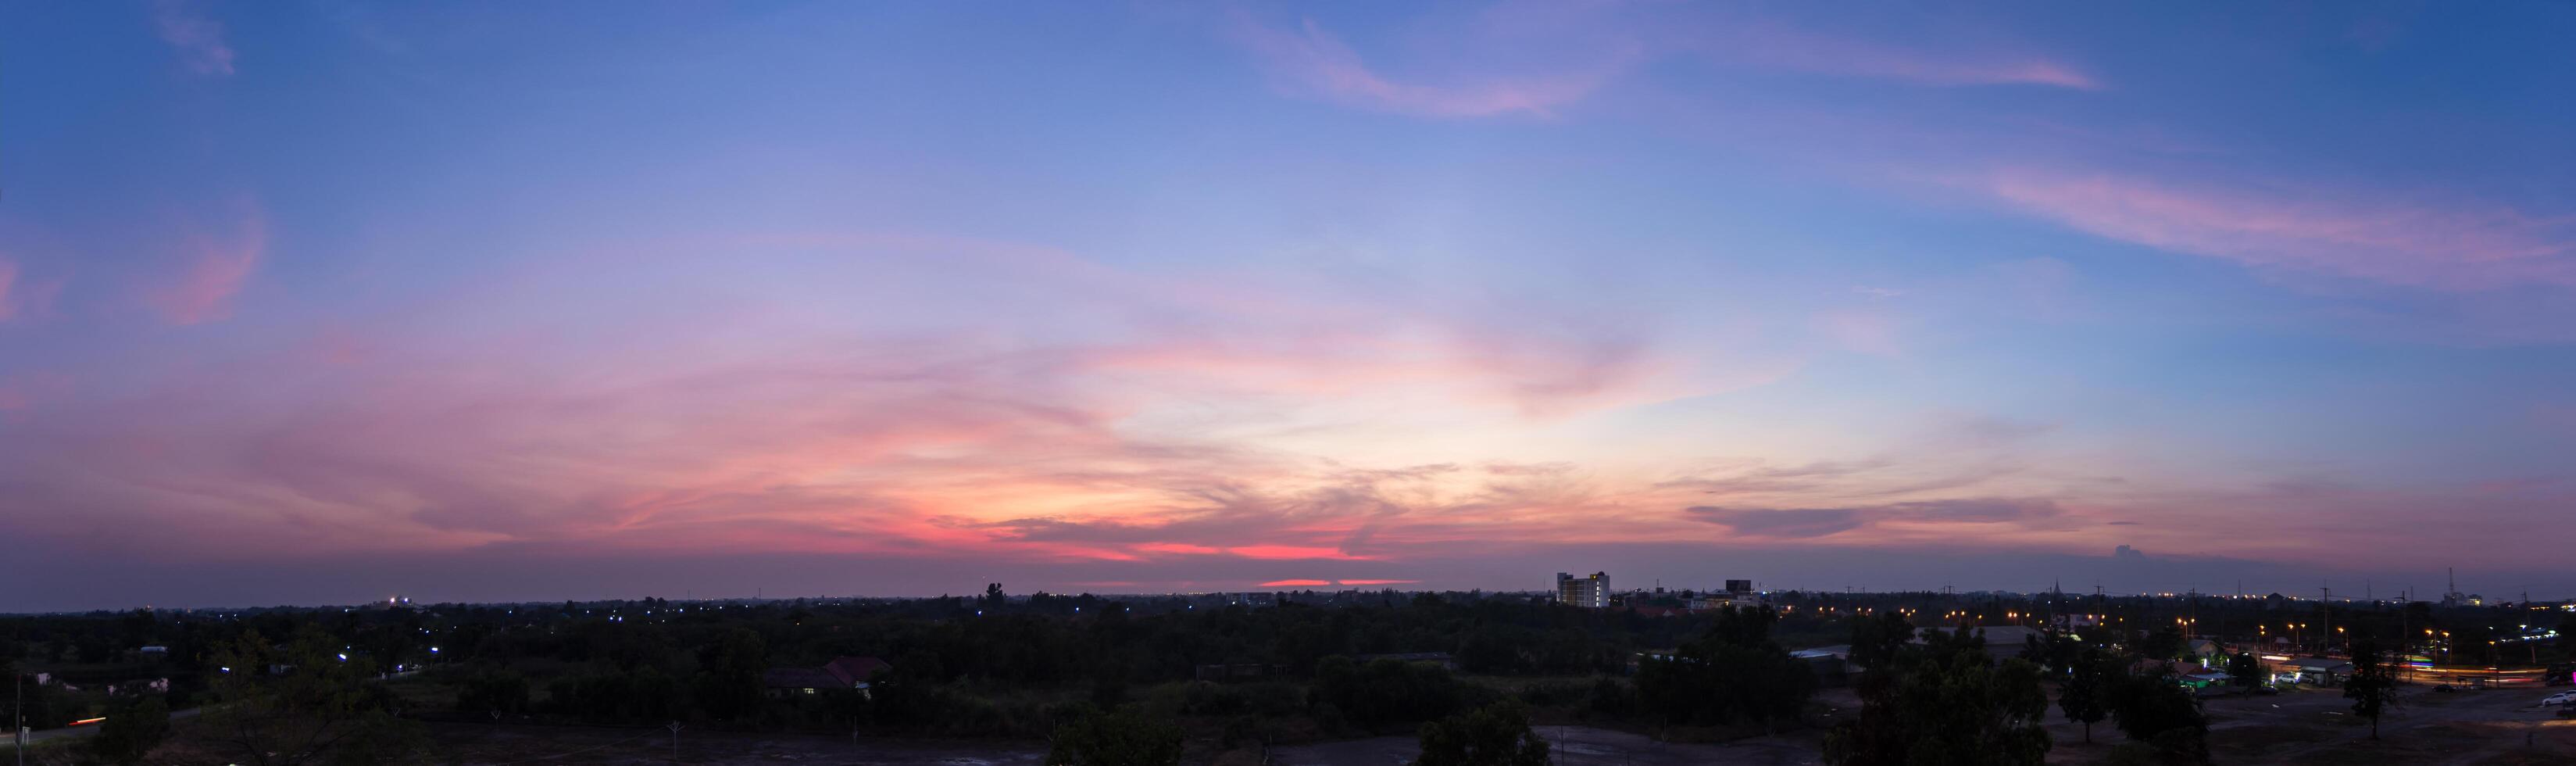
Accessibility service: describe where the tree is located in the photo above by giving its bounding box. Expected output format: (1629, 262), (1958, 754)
(1046, 705), (1181, 766)
(202, 626), (427, 766)
(90, 690), (172, 766)
(455, 667), (531, 716)
(1414, 700), (1550, 766)
(2024, 632), (2081, 676)
(2057, 649), (2110, 743)
(2108, 668), (2208, 765)
(1825, 629), (2052, 766)
(1633, 607), (1813, 731)
(1312, 656), (1467, 733)
(691, 628), (767, 721)
(2223, 652), (2260, 690)
(2344, 639), (2399, 740)
(1846, 611), (1915, 673)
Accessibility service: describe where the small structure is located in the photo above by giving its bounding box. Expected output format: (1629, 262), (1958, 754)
(2277, 657), (2353, 685)
(1356, 652), (1458, 670)
(761, 655), (891, 698)
(1792, 646), (1859, 687)
(2186, 639), (2224, 662)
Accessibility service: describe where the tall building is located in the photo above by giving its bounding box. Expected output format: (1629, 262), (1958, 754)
(1556, 571), (1610, 608)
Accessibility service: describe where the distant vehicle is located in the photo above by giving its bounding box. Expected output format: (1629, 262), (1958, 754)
(2250, 685), (2281, 696)
(2543, 691), (2576, 707)
(2432, 683), (2456, 693)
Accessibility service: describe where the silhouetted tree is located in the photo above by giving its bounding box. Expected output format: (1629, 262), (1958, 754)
(90, 690), (171, 766)
(691, 628), (767, 721)
(1045, 705), (1181, 766)
(2108, 667), (2208, 765)
(202, 625), (428, 766)
(2057, 649), (2110, 743)
(1824, 628), (2051, 766)
(2344, 639), (2399, 740)
(1413, 700), (1550, 766)
(2224, 652), (2262, 690)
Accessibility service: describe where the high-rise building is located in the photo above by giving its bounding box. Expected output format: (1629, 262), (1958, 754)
(1556, 571), (1610, 608)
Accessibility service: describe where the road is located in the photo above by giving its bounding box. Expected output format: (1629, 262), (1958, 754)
(9, 707), (202, 746)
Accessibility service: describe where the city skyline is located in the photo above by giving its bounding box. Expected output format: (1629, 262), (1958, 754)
(5, 2), (2576, 611)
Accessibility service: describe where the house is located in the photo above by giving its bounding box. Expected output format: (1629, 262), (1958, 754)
(2278, 657), (2353, 685)
(1792, 646), (1860, 687)
(2181, 671), (2234, 689)
(823, 656), (891, 686)
(761, 656), (892, 698)
(761, 668), (844, 697)
(1194, 663), (1275, 682)
(1356, 652), (1458, 670)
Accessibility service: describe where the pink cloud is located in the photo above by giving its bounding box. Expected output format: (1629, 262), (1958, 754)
(153, 0), (236, 77)
(1258, 578), (1332, 587)
(1985, 169), (2576, 289)
(1711, 21), (2101, 90)
(151, 214), (265, 324)
(1335, 578), (1419, 585)
(1231, 16), (1622, 119)
(0, 260), (20, 321)
(0, 371), (74, 415)
(0, 258), (63, 324)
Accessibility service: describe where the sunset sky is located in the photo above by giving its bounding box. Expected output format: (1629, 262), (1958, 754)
(5, 2), (2574, 610)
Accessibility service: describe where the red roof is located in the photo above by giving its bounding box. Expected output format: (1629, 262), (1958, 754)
(824, 656), (891, 685)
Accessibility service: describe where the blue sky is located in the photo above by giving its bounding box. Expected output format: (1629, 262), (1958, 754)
(2, 1), (2572, 610)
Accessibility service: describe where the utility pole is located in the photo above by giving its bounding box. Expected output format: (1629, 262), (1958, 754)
(16, 670), (23, 766)
(667, 721), (684, 763)
(2321, 586), (2332, 656)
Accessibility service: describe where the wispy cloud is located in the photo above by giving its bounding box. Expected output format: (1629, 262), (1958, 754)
(1702, 20), (2101, 90)
(153, 0), (237, 77)
(1230, 15), (1626, 119)
(1984, 169), (2576, 290)
(1686, 497), (2067, 540)
(149, 213), (264, 324)
(0, 259), (46, 323)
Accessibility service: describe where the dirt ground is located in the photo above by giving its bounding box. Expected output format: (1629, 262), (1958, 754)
(418, 723), (1046, 766)
(1271, 725), (1826, 766)
(98, 681), (2567, 764)
(2045, 683), (2576, 765)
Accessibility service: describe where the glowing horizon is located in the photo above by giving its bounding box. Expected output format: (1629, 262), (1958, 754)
(3, 2), (2574, 610)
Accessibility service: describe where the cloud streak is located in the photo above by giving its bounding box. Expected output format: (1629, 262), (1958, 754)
(1985, 169), (2576, 290)
(1231, 16), (1621, 118)
(1687, 498), (2067, 540)
(149, 213), (264, 325)
(153, 0), (236, 77)
(1703, 19), (2102, 90)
